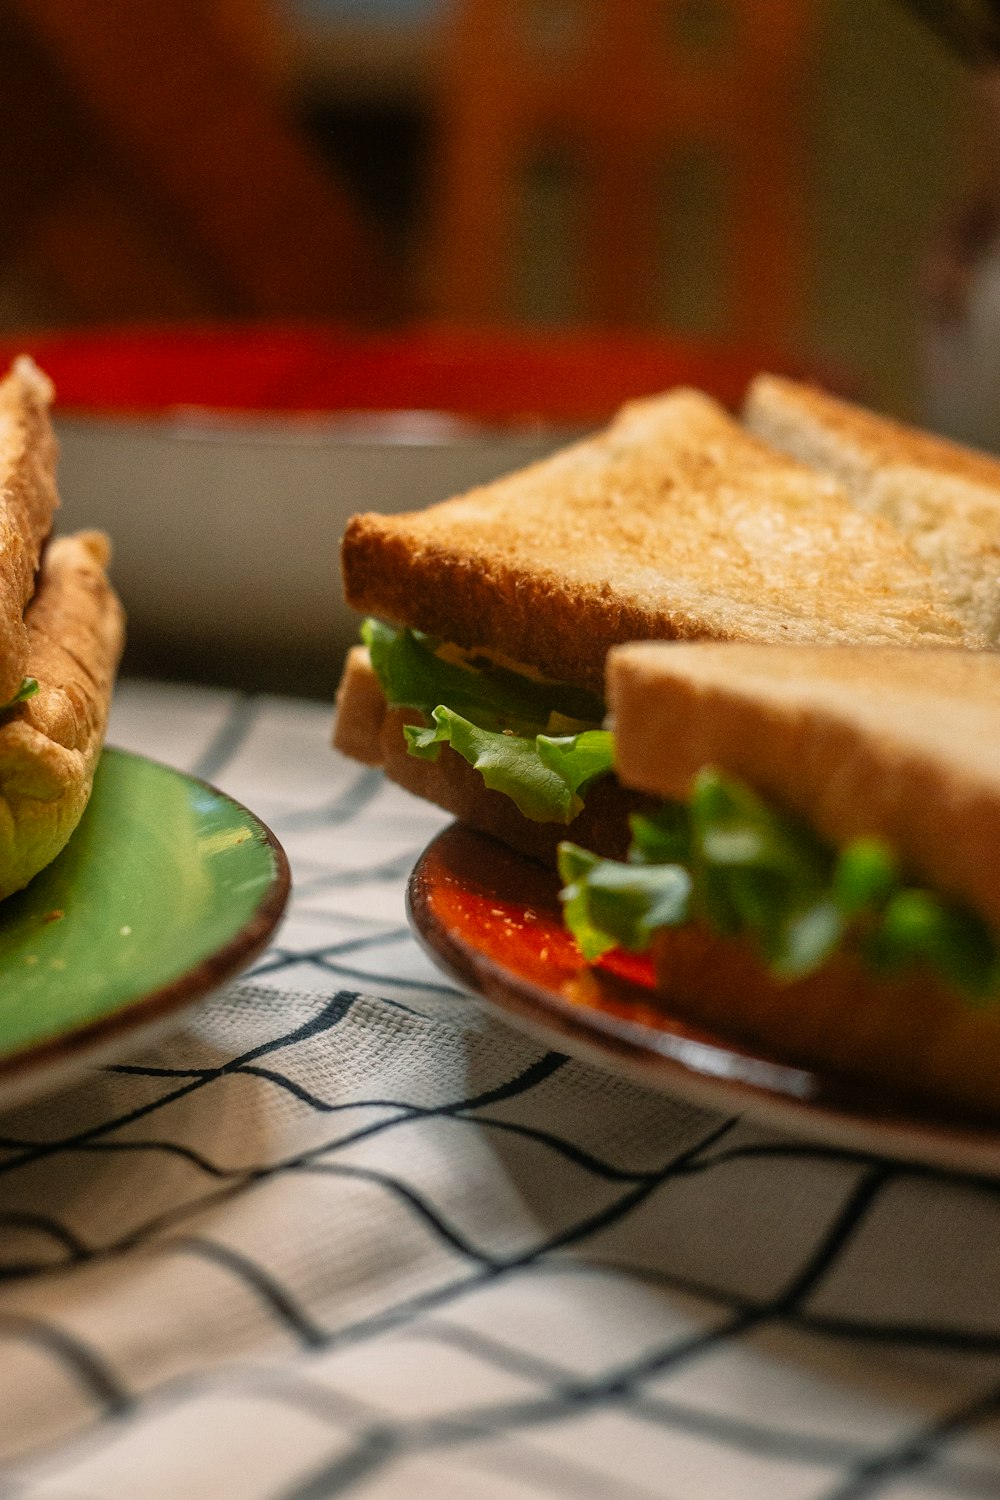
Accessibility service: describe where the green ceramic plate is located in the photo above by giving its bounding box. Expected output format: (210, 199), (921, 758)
(0, 747), (290, 1103)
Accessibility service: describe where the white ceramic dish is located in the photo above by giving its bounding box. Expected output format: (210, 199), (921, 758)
(54, 412), (565, 682)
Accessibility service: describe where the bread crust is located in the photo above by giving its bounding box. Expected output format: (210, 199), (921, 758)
(0, 531), (125, 897)
(608, 640), (1000, 934)
(649, 923), (1000, 1119)
(333, 646), (644, 864)
(746, 373), (1000, 485)
(0, 358), (60, 704)
(342, 389), (969, 695)
(744, 374), (1000, 643)
(602, 639), (1000, 1118)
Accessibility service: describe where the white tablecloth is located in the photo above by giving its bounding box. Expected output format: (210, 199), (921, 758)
(0, 679), (998, 1500)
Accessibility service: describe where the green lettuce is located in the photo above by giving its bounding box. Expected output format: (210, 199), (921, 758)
(560, 841), (692, 960)
(0, 677), (37, 714)
(362, 618), (603, 732)
(559, 767), (1000, 1003)
(406, 710), (613, 823)
(362, 619), (613, 823)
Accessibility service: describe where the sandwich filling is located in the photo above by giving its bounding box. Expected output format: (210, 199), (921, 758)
(559, 768), (1000, 1003)
(0, 678), (37, 714)
(361, 619), (614, 822)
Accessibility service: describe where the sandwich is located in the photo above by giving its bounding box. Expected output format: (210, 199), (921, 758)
(335, 386), (973, 865)
(0, 356), (60, 709)
(744, 373), (1000, 646)
(0, 357), (124, 898)
(559, 642), (1000, 1117)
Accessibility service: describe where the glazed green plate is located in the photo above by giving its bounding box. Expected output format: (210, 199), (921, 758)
(0, 747), (290, 1104)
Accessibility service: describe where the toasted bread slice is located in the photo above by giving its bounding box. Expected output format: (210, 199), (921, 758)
(606, 641), (1000, 1114)
(342, 389), (971, 695)
(644, 921), (1000, 1118)
(0, 531), (125, 897)
(744, 374), (1000, 645)
(609, 642), (1000, 930)
(0, 357), (61, 705)
(334, 646), (644, 864)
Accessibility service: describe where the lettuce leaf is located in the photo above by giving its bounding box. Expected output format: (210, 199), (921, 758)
(559, 841), (691, 959)
(0, 677), (37, 715)
(406, 708), (614, 823)
(362, 618), (604, 734)
(362, 619), (613, 822)
(559, 767), (1000, 1003)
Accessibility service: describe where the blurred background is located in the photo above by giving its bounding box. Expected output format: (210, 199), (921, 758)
(0, 0), (989, 693)
(0, 0), (976, 407)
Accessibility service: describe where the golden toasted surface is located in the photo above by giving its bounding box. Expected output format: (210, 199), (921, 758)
(333, 646), (641, 864)
(744, 375), (1000, 642)
(608, 641), (1000, 931)
(342, 389), (969, 694)
(606, 638), (1000, 1118)
(746, 373), (1000, 485)
(0, 531), (125, 898)
(0, 357), (60, 704)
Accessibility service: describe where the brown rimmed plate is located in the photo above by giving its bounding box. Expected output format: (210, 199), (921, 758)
(0, 747), (290, 1107)
(408, 823), (1000, 1176)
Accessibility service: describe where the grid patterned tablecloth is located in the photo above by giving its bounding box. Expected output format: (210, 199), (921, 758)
(0, 679), (998, 1500)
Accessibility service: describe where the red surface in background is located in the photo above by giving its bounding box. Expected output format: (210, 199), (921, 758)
(0, 323), (820, 424)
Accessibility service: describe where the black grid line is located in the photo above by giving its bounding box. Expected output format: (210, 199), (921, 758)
(0, 1119), (991, 1407)
(266, 1161), (905, 1497)
(0, 1111), (748, 1490)
(0, 1045), (574, 1283)
(0, 993), (364, 1179)
(0, 1316), (131, 1419)
(6, 684), (1000, 1500)
(188, 692), (261, 783)
(2, 1099), (980, 1206)
(408, 1322), (872, 1468)
(166, 1237), (327, 1348)
(534, 1256), (1000, 1357)
(420, 1322), (874, 1468)
(287, 1160), (509, 1268)
(0, 1077), (995, 1362)
(269, 769), (386, 835)
(275, 906), (406, 935)
(11, 1272), (999, 1500)
(0, 1214), (89, 1268)
(247, 957), (463, 998)
(769, 1164), (896, 1314)
(0, 1086), (994, 1491)
(246, 928), (415, 971)
(819, 1379), (1000, 1499)
(290, 852), (427, 893)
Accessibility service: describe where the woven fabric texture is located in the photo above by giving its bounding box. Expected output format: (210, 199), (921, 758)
(0, 681), (997, 1500)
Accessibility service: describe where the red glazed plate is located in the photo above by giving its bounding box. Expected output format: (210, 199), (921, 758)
(407, 823), (1000, 1176)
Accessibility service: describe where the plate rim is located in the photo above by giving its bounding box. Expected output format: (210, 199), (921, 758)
(408, 823), (1000, 1178)
(0, 745), (291, 1093)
